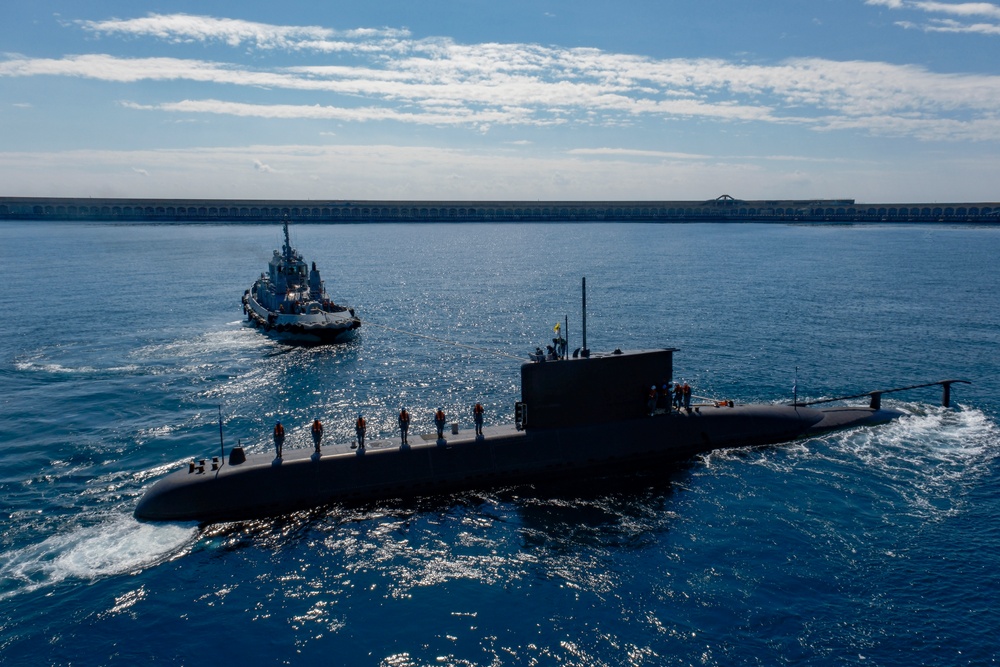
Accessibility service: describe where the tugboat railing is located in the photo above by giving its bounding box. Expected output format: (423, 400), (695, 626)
(793, 379), (971, 410)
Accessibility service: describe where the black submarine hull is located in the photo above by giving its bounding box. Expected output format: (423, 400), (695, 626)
(134, 402), (901, 524)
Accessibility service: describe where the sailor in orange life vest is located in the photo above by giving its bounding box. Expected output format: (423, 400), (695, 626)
(355, 414), (367, 450)
(673, 382), (683, 410)
(647, 385), (658, 416)
(434, 408), (446, 441)
(682, 382), (692, 410)
(311, 419), (323, 453)
(273, 420), (285, 458)
(398, 408), (410, 445)
(473, 402), (485, 437)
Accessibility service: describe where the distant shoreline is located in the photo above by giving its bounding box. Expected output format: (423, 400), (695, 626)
(2, 195), (998, 224)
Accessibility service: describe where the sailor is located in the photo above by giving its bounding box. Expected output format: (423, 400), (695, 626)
(398, 407), (410, 445)
(473, 402), (485, 437)
(434, 408), (446, 441)
(355, 413), (367, 450)
(673, 382), (683, 410)
(311, 419), (324, 453)
(647, 385), (658, 416)
(683, 382), (692, 410)
(273, 420), (285, 458)
(660, 381), (671, 411)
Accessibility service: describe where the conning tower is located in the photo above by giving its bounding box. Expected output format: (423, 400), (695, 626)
(520, 349), (676, 429)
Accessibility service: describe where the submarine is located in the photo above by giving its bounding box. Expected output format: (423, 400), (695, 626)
(134, 341), (968, 524)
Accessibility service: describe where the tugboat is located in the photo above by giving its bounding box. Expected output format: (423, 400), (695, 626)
(242, 218), (360, 344)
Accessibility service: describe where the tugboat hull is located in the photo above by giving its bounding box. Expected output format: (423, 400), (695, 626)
(243, 292), (359, 344)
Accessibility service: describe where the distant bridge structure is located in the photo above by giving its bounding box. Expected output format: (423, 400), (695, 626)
(1, 195), (998, 223)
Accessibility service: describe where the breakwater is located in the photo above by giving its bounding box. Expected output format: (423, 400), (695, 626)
(2, 194), (998, 223)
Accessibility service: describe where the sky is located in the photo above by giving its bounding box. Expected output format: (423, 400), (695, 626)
(2, 0), (1000, 202)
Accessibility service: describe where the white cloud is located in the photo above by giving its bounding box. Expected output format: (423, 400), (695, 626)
(568, 148), (711, 160)
(77, 14), (409, 51)
(912, 1), (1000, 19)
(2, 13), (999, 141)
(867, 0), (1000, 33)
(913, 17), (1000, 32)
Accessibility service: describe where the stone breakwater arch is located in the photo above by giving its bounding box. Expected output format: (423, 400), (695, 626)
(2, 195), (998, 223)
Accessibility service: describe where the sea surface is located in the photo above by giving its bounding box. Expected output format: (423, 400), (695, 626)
(1, 221), (998, 666)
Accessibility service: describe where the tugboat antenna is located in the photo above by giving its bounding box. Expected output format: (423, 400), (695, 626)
(581, 277), (588, 357)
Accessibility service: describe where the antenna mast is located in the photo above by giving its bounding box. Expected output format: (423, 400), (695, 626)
(218, 405), (225, 462)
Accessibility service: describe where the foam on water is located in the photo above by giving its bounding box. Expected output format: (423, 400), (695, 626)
(832, 405), (999, 519)
(13, 357), (141, 376)
(0, 514), (198, 601)
(834, 405), (995, 470)
(132, 323), (265, 361)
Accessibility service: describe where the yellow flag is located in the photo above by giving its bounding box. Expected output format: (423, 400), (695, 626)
(554, 322), (561, 332)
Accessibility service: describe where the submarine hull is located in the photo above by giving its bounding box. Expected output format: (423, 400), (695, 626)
(134, 403), (901, 524)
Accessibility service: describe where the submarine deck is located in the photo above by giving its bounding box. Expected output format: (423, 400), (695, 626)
(135, 402), (909, 524)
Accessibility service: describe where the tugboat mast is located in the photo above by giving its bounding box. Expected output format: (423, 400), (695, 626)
(282, 217), (293, 262)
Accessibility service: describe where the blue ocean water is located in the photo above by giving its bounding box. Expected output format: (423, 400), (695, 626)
(0, 221), (998, 666)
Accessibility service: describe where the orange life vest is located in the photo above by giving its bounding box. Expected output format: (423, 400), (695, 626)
(399, 410), (410, 423)
(435, 410), (445, 422)
(356, 417), (366, 430)
(474, 403), (484, 415)
(312, 420), (323, 433)
(274, 424), (284, 437)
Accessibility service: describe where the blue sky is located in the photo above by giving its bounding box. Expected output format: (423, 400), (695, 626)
(2, 0), (999, 201)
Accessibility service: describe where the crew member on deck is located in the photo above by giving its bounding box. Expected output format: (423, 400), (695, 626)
(434, 408), (447, 441)
(660, 381), (671, 411)
(273, 420), (285, 458)
(673, 383), (683, 410)
(355, 414), (367, 450)
(683, 382), (692, 410)
(473, 402), (485, 437)
(398, 408), (410, 446)
(311, 419), (324, 453)
(647, 385), (658, 416)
